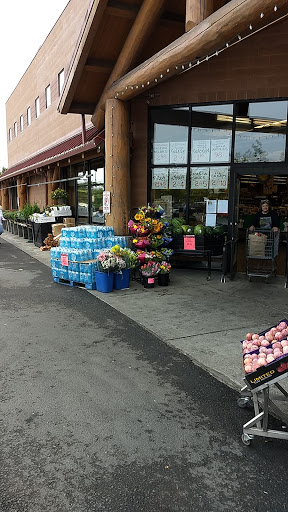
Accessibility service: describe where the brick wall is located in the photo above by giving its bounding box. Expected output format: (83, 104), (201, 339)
(6, 0), (91, 168)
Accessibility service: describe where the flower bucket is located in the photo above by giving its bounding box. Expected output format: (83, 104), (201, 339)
(95, 271), (114, 293)
(114, 268), (130, 290)
(142, 275), (155, 289)
(158, 273), (169, 286)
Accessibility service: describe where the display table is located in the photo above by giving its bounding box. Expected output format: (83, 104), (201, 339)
(31, 221), (54, 247)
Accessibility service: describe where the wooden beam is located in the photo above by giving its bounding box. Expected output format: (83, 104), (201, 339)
(85, 58), (115, 73)
(91, 0), (166, 128)
(92, 0), (287, 129)
(58, 0), (109, 115)
(186, 0), (214, 31)
(106, 0), (138, 19)
(105, 99), (130, 235)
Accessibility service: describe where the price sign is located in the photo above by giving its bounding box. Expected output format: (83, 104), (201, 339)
(209, 167), (229, 189)
(152, 169), (169, 189)
(169, 168), (187, 189)
(103, 191), (110, 213)
(191, 140), (211, 163)
(210, 139), (230, 163)
(61, 253), (69, 266)
(191, 167), (209, 189)
(170, 142), (187, 164)
(184, 236), (195, 250)
(153, 142), (170, 164)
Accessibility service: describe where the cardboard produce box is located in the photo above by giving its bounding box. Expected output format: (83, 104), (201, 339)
(52, 223), (65, 237)
(64, 217), (75, 227)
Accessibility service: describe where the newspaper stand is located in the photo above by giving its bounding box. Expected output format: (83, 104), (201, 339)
(246, 229), (279, 282)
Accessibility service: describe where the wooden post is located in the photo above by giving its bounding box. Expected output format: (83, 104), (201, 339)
(2, 183), (9, 210)
(92, 0), (165, 129)
(105, 98), (130, 235)
(19, 176), (27, 209)
(47, 169), (55, 206)
(186, 0), (214, 31)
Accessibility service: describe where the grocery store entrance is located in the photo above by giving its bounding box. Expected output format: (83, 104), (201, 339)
(233, 168), (288, 275)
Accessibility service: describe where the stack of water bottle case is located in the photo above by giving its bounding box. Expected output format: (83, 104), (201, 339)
(50, 225), (128, 289)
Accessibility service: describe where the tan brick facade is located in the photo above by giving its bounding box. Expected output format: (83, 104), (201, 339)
(6, 0), (91, 168)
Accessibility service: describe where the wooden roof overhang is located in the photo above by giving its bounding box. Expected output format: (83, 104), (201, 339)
(59, 0), (288, 131)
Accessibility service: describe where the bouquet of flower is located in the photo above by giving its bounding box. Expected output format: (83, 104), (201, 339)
(96, 250), (126, 273)
(161, 248), (174, 260)
(148, 234), (163, 249)
(132, 237), (150, 250)
(111, 245), (138, 269)
(138, 205), (165, 219)
(127, 220), (150, 237)
(158, 261), (171, 274)
(136, 250), (153, 265)
(140, 261), (160, 277)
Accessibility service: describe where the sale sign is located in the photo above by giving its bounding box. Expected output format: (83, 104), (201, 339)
(169, 168), (187, 189)
(61, 253), (69, 266)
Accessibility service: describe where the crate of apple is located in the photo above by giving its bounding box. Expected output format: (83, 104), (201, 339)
(242, 320), (288, 355)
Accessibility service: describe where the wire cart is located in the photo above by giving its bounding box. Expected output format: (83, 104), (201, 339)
(238, 373), (288, 446)
(246, 229), (279, 282)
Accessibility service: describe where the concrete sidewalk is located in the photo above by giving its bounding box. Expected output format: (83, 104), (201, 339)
(2, 230), (288, 393)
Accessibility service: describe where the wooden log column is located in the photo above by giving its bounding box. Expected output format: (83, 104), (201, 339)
(186, 0), (214, 31)
(17, 176), (27, 209)
(2, 183), (9, 210)
(105, 98), (130, 235)
(47, 169), (56, 206)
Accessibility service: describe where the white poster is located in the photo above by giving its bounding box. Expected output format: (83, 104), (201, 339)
(152, 168), (169, 189)
(209, 167), (229, 189)
(206, 200), (217, 214)
(205, 214), (217, 227)
(153, 142), (170, 164)
(102, 191), (110, 214)
(191, 167), (209, 189)
(191, 140), (211, 163)
(169, 168), (187, 189)
(170, 142), (187, 164)
(210, 139), (231, 163)
(217, 199), (229, 214)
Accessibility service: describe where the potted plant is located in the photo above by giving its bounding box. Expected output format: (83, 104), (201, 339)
(140, 261), (160, 288)
(158, 261), (171, 286)
(95, 249), (124, 292)
(50, 188), (68, 205)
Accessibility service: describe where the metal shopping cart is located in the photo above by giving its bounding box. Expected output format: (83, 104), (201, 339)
(246, 229), (279, 283)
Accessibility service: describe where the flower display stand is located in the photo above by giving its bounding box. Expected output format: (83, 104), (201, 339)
(114, 268), (130, 290)
(95, 271), (114, 293)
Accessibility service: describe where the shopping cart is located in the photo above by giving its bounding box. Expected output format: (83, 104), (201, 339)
(246, 229), (279, 283)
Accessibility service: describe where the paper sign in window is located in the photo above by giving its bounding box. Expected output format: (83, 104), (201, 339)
(191, 167), (209, 189)
(169, 168), (187, 189)
(184, 235), (195, 250)
(209, 167), (229, 189)
(205, 214), (217, 227)
(61, 253), (69, 266)
(191, 140), (211, 163)
(206, 200), (217, 214)
(152, 168), (169, 189)
(210, 139), (230, 163)
(170, 142), (187, 164)
(153, 142), (170, 164)
(217, 199), (229, 214)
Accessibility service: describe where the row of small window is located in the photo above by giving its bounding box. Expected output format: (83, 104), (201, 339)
(8, 69), (65, 142)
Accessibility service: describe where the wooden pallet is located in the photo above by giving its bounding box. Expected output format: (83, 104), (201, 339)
(53, 277), (96, 290)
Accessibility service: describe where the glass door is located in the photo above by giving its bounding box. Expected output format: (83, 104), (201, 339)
(90, 159), (104, 224)
(76, 166), (89, 224)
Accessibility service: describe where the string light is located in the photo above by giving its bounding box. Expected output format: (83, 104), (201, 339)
(114, 6), (284, 97)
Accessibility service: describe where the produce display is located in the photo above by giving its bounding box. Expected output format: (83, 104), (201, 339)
(242, 320), (288, 375)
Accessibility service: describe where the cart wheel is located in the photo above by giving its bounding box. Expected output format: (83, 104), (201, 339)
(248, 277), (251, 282)
(242, 433), (253, 446)
(220, 277), (226, 283)
(265, 279), (269, 284)
(237, 397), (250, 408)
(206, 276), (211, 281)
(285, 282), (288, 289)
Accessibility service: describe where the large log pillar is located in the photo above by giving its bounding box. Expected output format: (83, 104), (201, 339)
(17, 176), (27, 209)
(2, 183), (9, 210)
(186, 0), (214, 31)
(50, 167), (59, 206)
(105, 99), (130, 235)
(47, 168), (56, 206)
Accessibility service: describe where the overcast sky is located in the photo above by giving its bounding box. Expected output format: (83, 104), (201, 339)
(0, 0), (69, 170)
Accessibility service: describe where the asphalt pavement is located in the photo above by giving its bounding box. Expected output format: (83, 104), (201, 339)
(3, 230), (288, 392)
(1, 233), (288, 511)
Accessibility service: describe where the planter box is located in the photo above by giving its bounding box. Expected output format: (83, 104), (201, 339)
(172, 234), (225, 255)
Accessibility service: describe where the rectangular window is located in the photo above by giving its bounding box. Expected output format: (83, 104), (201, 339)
(35, 97), (40, 118)
(58, 69), (65, 95)
(45, 85), (51, 108)
(14, 122), (17, 138)
(27, 107), (31, 126)
(8, 128), (12, 142)
(20, 115), (24, 132)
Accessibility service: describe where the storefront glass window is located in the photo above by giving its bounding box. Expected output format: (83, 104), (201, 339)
(91, 165), (104, 224)
(150, 168), (187, 219)
(77, 168), (89, 224)
(191, 105), (233, 164)
(151, 107), (189, 166)
(189, 166), (230, 228)
(234, 101), (287, 162)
